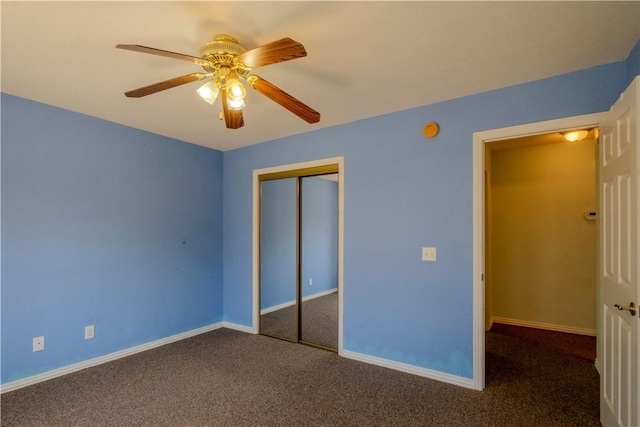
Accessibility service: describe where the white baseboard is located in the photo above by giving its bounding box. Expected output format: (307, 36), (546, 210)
(260, 288), (338, 315)
(303, 288), (338, 302)
(260, 300), (296, 315)
(2, 322), (476, 395)
(491, 316), (596, 336)
(0, 322), (224, 394)
(222, 321), (257, 334)
(341, 349), (475, 390)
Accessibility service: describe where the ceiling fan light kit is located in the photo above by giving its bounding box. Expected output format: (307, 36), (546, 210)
(116, 34), (320, 130)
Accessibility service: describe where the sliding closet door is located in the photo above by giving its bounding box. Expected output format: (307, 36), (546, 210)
(259, 178), (297, 342)
(300, 175), (339, 350)
(258, 165), (339, 351)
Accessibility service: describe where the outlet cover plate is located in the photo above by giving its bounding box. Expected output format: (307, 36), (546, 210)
(33, 336), (45, 352)
(422, 247), (437, 261)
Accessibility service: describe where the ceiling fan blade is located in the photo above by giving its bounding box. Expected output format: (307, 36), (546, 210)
(248, 75), (320, 124)
(221, 88), (245, 129)
(237, 38), (307, 68)
(116, 44), (208, 66)
(124, 73), (207, 98)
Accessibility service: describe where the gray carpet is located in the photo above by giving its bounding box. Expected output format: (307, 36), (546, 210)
(1, 327), (599, 426)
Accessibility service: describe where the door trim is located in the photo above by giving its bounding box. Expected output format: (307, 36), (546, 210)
(252, 156), (345, 354)
(472, 113), (605, 390)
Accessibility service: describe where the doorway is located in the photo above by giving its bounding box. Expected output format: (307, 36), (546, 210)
(485, 131), (598, 336)
(252, 157), (344, 353)
(472, 113), (605, 390)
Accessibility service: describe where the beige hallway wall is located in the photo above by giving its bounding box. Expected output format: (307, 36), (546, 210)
(489, 137), (597, 331)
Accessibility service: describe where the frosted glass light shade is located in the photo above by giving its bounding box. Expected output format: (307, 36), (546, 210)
(563, 130), (589, 142)
(197, 81), (220, 105)
(228, 98), (245, 110)
(226, 78), (246, 101)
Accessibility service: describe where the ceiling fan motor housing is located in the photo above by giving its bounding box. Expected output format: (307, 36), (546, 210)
(199, 34), (249, 76)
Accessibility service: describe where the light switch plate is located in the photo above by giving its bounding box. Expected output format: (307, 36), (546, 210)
(422, 247), (437, 261)
(85, 325), (95, 339)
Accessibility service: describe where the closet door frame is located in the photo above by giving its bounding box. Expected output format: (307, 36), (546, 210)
(252, 157), (344, 354)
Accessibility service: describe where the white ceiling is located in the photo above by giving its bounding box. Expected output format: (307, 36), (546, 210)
(2, 1), (639, 152)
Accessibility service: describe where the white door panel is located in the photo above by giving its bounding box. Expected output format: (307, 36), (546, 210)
(600, 76), (639, 427)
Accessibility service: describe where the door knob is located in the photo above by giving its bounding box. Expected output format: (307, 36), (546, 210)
(614, 302), (637, 316)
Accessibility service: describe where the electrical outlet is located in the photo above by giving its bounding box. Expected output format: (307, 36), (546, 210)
(85, 325), (95, 339)
(33, 336), (45, 352)
(422, 247), (437, 262)
(309, 278), (313, 286)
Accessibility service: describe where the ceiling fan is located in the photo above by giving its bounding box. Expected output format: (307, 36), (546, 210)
(116, 34), (320, 129)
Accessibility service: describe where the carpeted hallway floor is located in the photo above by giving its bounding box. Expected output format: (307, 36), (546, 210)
(1, 326), (599, 426)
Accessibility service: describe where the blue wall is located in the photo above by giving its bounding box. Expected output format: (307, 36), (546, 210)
(626, 40), (640, 85)
(223, 60), (629, 378)
(1, 94), (224, 384)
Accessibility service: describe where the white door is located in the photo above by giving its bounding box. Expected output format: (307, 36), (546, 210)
(600, 76), (639, 427)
